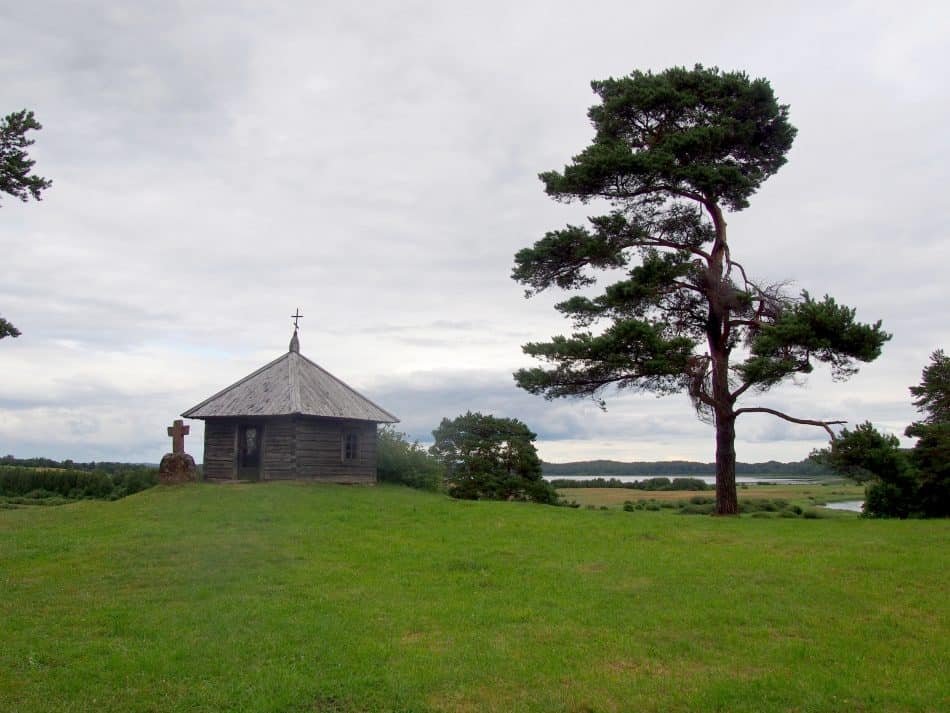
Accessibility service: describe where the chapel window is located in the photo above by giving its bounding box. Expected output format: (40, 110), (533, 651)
(343, 432), (359, 462)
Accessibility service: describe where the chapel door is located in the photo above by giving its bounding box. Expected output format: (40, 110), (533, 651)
(237, 423), (263, 481)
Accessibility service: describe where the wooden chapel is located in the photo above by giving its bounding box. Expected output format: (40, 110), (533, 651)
(182, 320), (398, 483)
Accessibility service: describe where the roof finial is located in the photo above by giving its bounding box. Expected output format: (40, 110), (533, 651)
(290, 308), (303, 353)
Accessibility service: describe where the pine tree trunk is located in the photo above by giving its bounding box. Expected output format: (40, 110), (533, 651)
(706, 203), (739, 515)
(714, 413), (739, 515)
(711, 345), (739, 515)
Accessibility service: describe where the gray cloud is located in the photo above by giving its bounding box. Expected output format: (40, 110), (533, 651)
(1, 1), (947, 464)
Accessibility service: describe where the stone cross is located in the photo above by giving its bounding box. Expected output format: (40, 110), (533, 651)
(167, 419), (190, 455)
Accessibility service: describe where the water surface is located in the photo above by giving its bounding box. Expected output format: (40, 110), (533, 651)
(822, 500), (864, 512)
(545, 475), (823, 485)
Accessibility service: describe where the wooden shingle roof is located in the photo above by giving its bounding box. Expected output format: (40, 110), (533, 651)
(182, 334), (398, 423)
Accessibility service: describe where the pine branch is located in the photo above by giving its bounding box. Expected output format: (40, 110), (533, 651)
(733, 406), (846, 439)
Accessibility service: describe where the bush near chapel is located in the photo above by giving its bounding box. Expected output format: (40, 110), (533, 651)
(376, 426), (445, 492)
(430, 412), (557, 504)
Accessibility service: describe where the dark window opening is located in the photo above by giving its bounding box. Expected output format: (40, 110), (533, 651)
(343, 432), (359, 462)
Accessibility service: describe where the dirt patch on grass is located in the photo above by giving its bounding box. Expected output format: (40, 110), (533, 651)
(311, 695), (359, 712)
(401, 628), (450, 655)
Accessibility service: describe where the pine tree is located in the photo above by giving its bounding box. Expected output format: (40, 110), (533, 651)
(512, 66), (889, 514)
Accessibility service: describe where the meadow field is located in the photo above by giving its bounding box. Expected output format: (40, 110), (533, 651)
(557, 482), (865, 511)
(1, 483), (947, 712)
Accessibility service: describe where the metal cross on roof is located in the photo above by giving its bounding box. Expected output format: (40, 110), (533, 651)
(291, 308), (304, 329)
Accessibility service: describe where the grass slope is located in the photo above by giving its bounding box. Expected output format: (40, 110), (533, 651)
(1, 483), (947, 712)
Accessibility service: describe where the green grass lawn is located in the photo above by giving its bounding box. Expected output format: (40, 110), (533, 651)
(1, 483), (947, 712)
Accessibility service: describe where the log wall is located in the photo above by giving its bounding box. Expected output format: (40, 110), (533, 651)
(262, 417), (296, 480)
(196, 416), (378, 483)
(203, 420), (236, 480)
(296, 417), (378, 483)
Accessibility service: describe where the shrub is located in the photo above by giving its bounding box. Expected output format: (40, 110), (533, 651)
(111, 469), (158, 496)
(377, 427), (444, 492)
(622, 501), (635, 512)
(739, 499), (796, 514)
(25, 488), (60, 499)
(678, 502), (715, 515)
(669, 477), (710, 490)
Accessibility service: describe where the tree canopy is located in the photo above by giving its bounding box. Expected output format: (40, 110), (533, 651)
(429, 412), (556, 504)
(908, 349), (950, 426)
(904, 350), (950, 516)
(0, 316), (21, 340)
(1, 109), (52, 206)
(513, 66), (889, 514)
(818, 350), (950, 518)
(2, 109), (52, 341)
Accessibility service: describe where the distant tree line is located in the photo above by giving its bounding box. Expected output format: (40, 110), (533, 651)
(541, 458), (833, 477)
(1, 455), (157, 474)
(549, 477), (710, 491)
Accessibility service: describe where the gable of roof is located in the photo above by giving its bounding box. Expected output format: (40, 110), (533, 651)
(182, 350), (399, 423)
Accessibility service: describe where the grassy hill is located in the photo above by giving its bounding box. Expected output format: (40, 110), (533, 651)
(1, 483), (947, 712)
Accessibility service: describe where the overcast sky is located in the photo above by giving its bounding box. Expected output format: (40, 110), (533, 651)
(2, 1), (948, 465)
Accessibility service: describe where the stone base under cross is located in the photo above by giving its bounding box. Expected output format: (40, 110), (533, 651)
(159, 452), (197, 484)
